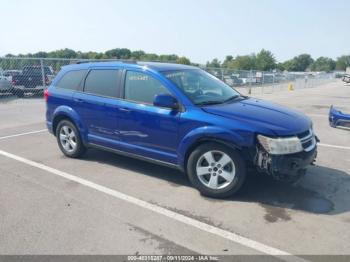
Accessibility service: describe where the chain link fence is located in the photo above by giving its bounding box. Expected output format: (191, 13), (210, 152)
(0, 57), (336, 100)
(0, 57), (77, 99)
(202, 67), (336, 95)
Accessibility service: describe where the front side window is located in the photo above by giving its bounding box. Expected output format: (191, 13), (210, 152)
(56, 70), (86, 90)
(163, 69), (240, 105)
(84, 69), (120, 98)
(124, 71), (170, 104)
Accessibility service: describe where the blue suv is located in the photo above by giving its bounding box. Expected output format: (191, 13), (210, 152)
(46, 61), (318, 198)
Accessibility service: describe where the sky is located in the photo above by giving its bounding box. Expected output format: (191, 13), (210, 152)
(0, 0), (349, 64)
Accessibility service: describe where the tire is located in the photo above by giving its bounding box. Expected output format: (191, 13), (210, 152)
(187, 142), (246, 198)
(34, 89), (44, 96)
(56, 120), (86, 158)
(16, 90), (24, 98)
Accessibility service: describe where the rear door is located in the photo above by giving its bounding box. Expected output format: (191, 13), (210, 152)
(73, 68), (122, 147)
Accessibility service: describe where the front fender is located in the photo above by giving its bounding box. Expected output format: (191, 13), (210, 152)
(52, 106), (87, 141)
(177, 126), (252, 169)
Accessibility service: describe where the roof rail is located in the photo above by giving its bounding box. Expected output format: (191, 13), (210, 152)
(75, 59), (137, 64)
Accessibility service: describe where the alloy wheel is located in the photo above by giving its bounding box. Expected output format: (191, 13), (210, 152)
(59, 125), (77, 153)
(196, 150), (236, 190)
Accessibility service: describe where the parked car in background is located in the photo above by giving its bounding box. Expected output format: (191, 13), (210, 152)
(4, 70), (21, 82)
(334, 71), (346, 79)
(223, 75), (243, 86)
(46, 61), (318, 198)
(0, 72), (14, 95)
(274, 73), (287, 83)
(262, 73), (275, 84)
(342, 74), (350, 83)
(329, 106), (350, 130)
(12, 66), (54, 97)
(240, 76), (258, 84)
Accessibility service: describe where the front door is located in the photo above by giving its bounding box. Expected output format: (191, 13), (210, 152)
(115, 70), (180, 164)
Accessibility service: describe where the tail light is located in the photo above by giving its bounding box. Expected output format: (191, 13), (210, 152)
(44, 89), (50, 102)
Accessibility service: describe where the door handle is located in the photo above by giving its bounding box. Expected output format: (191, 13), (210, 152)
(118, 107), (131, 113)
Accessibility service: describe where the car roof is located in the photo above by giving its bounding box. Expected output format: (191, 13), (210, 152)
(61, 61), (197, 72)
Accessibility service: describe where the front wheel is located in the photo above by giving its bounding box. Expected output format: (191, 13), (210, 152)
(56, 120), (86, 158)
(187, 143), (246, 198)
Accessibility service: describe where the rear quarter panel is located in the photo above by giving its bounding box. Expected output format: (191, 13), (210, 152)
(46, 87), (83, 136)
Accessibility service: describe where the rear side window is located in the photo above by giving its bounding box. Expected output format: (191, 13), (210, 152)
(124, 71), (170, 104)
(56, 70), (86, 90)
(84, 69), (120, 98)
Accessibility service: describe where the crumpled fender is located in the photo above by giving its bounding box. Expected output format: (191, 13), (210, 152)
(177, 125), (252, 169)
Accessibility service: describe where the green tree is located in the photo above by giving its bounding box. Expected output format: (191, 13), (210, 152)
(221, 55), (233, 68)
(276, 62), (286, 71)
(227, 55), (256, 70)
(159, 54), (179, 62)
(310, 57), (336, 72)
(281, 60), (293, 71)
(176, 56), (191, 65)
(105, 48), (132, 59)
(49, 48), (77, 58)
(32, 51), (48, 58)
(295, 54), (313, 71)
(282, 54), (313, 71)
(336, 55), (350, 71)
(256, 49), (276, 71)
(140, 53), (159, 61)
(131, 50), (146, 60)
(206, 58), (221, 68)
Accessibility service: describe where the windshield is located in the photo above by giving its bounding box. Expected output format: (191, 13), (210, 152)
(163, 69), (241, 105)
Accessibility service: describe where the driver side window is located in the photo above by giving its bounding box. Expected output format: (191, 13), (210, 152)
(124, 71), (170, 104)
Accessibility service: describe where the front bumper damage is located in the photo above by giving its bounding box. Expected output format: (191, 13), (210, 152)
(255, 135), (319, 182)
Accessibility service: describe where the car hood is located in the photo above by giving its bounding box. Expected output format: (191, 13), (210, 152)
(202, 98), (311, 136)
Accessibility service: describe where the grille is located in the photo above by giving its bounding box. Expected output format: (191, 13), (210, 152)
(302, 140), (313, 149)
(298, 129), (316, 151)
(297, 130), (310, 139)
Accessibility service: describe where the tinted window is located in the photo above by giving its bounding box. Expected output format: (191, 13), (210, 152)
(56, 70), (86, 90)
(84, 69), (120, 97)
(124, 71), (170, 104)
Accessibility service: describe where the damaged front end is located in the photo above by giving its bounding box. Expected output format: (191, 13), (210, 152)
(254, 129), (318, 183)
(329, 106), (350, 130)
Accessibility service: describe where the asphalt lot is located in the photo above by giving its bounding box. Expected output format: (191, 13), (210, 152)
(0, 80), (349, 258)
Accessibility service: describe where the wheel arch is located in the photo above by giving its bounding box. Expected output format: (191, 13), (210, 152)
(178, 126), (249, 171)
(52, 106), (87, 142)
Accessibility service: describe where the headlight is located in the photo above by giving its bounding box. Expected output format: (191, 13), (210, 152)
(257, 134), (303, 155)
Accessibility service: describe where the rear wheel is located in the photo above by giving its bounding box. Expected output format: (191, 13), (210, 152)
(187, 143), (246, 198)
(56, 120), (86, 158)
(34, 89), (44, 96)
(16, 90), (24, 98)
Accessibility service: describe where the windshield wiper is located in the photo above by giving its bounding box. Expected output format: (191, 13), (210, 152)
(195, 95), (246, 106)
(195, 100), (223, 106)
(222, 95), (241, 103)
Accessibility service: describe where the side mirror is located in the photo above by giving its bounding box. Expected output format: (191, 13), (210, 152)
(153, 93), (179, 110)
